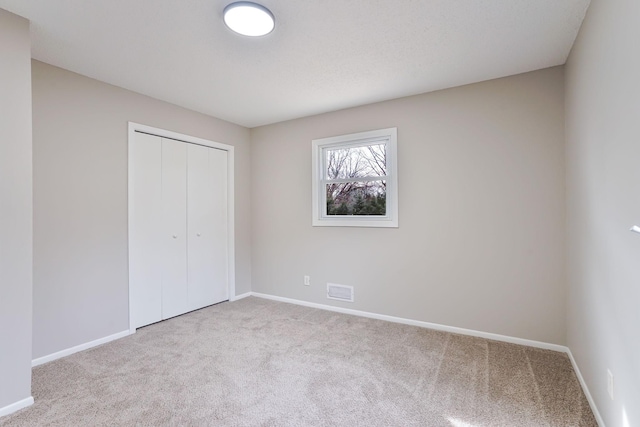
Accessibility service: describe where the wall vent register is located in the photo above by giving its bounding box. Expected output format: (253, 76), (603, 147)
(327, 283), (354, 302)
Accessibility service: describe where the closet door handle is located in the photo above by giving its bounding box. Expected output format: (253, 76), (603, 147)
(172, 235), (178, 239)
(197, 233), (201, 237)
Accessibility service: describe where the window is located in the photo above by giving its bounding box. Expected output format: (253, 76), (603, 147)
(312, 127), (398, 227)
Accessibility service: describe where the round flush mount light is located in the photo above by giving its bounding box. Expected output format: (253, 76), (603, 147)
(223, 2), (275, 37)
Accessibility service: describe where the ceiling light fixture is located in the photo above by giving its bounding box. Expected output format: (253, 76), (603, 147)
(223, 2), (275, 37)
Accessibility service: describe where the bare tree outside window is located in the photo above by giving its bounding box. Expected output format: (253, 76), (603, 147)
(324, 143), (387, 216)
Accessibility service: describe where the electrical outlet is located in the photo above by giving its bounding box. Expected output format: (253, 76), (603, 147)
(607, 369), (614, 400)
(304, 275), (310, 286)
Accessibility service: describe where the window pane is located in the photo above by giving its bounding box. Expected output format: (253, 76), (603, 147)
(326, 180), (386, 216)
(325, 143), (386, 180)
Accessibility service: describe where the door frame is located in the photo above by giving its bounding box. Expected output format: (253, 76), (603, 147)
(127, 122), (236, 334)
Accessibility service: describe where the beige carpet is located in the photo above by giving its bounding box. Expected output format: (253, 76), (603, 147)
(1, 297), (596, 426)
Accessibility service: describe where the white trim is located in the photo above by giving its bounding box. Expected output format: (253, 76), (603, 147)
(567, 349), (606, 426)
(32, 330), (132, 367)
(127, 122), (236, 333)
(250, 292), (566, 351)
(312, 127), (398, 228)
(0, 396), (33, 418)
(230, 292), (252, 301)
(127, 123), (136, 334)
(130, 123), (236, 151)
(227, 147), (236, 305)
(248, 292), (604, 423)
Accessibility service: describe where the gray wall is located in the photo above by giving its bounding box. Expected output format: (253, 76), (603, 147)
(31, 61), (252, 359)
(251, 67), (567, 345)
(0, 9), (33, 410)
(565, 0), (640, 424)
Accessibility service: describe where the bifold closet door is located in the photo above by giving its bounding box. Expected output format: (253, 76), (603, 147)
(161, 138), (188, 319)
(187, 144), (228, 310)
(130, 133), (163, 328)
(130, 132), (229, 329)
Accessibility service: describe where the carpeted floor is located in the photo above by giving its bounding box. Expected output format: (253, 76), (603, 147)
(1, 297), (597, 426)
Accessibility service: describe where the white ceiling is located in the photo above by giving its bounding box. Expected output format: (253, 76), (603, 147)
(0, 0), (590, 128)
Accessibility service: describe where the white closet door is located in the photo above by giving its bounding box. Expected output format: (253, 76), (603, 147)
(208, 148), (229, 303)
(187, 144), (228, 310)
(161, 138), (188, 319)
(130, 132), (163, 328)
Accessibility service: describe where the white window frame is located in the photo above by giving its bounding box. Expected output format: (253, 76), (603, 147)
(312, 127), (398, 228)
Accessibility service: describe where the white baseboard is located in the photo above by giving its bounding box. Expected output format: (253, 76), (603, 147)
(0, 396), (33, 418)
(250, 292), (567, 352)
(230, 292), (252, 301)
(22, 294), (603, 426)
(32, 330), (132, 367)
(249, 292), (604, 425)
(567, 349), (605, 426)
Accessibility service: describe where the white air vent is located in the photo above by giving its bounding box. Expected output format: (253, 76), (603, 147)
(327, 283), (354, 302)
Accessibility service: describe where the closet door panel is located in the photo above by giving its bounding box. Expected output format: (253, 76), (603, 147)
(130, 132), (163, 328)
(161, 138), (188, 319)
(187, 144), (213, 310)
(187, 145), (228, 309)
(208, 148), (229, 304)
